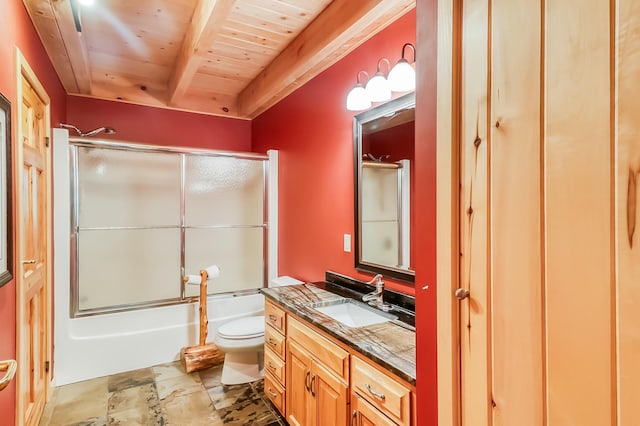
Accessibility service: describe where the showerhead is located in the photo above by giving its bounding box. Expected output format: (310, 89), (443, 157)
(60, 123), (116, 137)
(83, 127), (116, 137)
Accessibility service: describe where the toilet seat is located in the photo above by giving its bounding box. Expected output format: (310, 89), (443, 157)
(217, 316), (264, 340)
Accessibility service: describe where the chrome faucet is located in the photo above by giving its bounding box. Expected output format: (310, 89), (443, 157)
(362, 274), (392, 312)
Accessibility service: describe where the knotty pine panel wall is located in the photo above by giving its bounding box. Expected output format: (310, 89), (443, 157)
(617, 1), (640, 425)
(439, 0), (640, 424)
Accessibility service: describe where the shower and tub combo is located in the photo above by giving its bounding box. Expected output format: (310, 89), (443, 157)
(52, 127), (281, 385)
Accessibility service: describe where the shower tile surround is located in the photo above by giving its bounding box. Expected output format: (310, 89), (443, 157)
(261, 271), (416, 384)
(39, 362), (285, 426)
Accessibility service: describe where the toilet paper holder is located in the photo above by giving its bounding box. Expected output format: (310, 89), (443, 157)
(182, 265), (220, 346)
(0, 359), (17, 392)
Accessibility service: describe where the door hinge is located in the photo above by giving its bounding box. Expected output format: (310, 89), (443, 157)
(45, 361), (50, 373)
(45, 136), (50, 147)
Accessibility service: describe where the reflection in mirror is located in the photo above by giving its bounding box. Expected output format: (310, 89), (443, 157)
(354, 92), (415, 283)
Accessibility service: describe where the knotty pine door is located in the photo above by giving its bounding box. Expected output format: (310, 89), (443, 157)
(16, 51), (52, 426)
(436, 0), (640, 425)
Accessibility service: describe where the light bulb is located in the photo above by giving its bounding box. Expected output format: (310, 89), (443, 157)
(365, 73), (391, 103)
(346, 85), (371, 111)
(388, 60), (416, 92)
(78, 0), (95, 6)
(346, 71), (371, 111)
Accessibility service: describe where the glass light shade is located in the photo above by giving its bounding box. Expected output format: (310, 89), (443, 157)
(388, 59), (416, 92)
(346, 85), (371, 111)
(365, 73), (392, 103)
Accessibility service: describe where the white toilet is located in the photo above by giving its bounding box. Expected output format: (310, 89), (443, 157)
(213, 315), (265, 385)
(213, 276), (303, 385)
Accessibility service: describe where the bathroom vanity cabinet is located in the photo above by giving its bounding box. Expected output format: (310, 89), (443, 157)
(287, 316), (349, 426)
(263, 296), (416, 426)
(264, 301), (287, 416)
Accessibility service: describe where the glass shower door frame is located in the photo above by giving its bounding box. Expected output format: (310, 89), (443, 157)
(69, 139), (269, 317)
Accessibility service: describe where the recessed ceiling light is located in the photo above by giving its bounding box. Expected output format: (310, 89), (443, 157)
(78, 0), (95, 6)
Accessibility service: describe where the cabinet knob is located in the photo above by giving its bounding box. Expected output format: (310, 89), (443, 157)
(350, 409), (357, 426)
(454, 288), (470, 300)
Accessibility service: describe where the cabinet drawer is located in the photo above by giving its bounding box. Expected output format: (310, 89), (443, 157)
(287, 316), (349, 381)
(351, 356), (411, 426)
(264, 373), (285, 416)
(265, 348), (285, 385)
(352, 392), (398, 426)
(265, 301), (286, 334)
(265, 326), (285, 360)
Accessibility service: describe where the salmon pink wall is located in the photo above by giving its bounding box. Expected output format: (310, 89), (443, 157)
(252, 7), (438, 423)
(0, 0), (67, 423)
(66, 97), (251, 151)
(415, 0), (439, 423)
(252, 10), (422, 296)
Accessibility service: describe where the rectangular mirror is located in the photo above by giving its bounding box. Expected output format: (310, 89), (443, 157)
(354, 92), (415, 283)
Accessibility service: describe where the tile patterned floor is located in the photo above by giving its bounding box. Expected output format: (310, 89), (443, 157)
(38, 362), (287, 426)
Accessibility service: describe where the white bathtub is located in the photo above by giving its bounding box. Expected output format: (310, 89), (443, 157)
(53, 292), (264, 385)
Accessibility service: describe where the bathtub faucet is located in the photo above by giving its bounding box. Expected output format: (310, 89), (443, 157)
(362, 274), (392, 312)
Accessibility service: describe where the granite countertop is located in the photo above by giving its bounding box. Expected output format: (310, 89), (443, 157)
(261, 283), (416, 385)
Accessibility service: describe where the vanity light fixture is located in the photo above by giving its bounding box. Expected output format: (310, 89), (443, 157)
(388, 43), (416, 92)
(365, 58), (392, 103)
(346, 71), (372, 112)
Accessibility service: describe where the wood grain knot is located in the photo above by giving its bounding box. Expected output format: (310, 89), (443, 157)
(467, 207), (473, 216)
(627, 168), (637, 248)
(473, 137), (481, 147)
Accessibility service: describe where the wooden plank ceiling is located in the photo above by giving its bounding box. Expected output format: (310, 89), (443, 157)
(23, 0), (415, 119)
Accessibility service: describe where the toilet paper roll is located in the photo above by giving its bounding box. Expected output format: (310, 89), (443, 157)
(184, 274), (201, 285)
(204, 265), (220, 279)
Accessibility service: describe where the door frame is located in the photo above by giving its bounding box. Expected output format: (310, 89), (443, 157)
(14, 47), (53, 426)
(436, 0), (462, 425)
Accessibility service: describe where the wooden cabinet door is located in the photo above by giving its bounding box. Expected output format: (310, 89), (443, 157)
(287, 340), (313, 426)
(310, 360), (348, 426)
(352, 392), (397, 426)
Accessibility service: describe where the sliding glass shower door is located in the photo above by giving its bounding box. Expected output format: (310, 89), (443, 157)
(183, 155), (265, 297)
(71, 142), (268, 316)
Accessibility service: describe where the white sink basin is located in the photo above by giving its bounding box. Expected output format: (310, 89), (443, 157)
(312, 299), (397, 328)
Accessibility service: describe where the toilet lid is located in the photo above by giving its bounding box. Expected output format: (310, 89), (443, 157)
(218, 316), (265, 339)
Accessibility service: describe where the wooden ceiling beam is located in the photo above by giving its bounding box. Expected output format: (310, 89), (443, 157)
(236, 0), (416, 118)
(22, 0), (92, 94)
(168, 0), (236, 106)
(50, 0), (92, 94)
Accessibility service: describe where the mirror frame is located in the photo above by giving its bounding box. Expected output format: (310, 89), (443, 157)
(353, 92), (415, 283)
